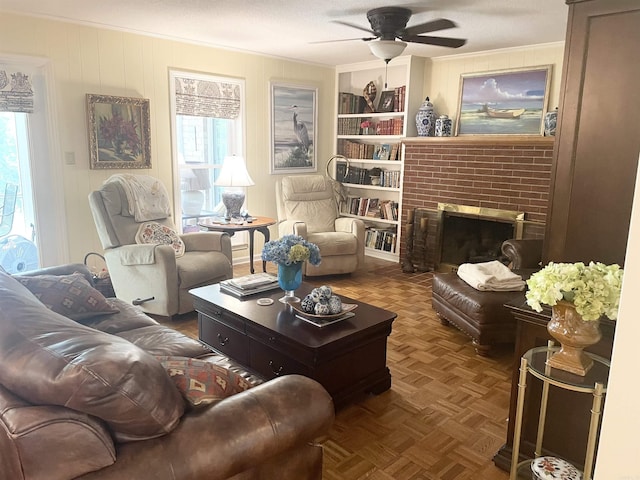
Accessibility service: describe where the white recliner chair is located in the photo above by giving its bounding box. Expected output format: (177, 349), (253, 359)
(89, 175), (232, 317)
(276, 175), (365, 276)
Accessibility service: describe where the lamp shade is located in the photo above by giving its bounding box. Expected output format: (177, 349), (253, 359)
(215, 155), (255, 187)
(368, 40), (407, 61)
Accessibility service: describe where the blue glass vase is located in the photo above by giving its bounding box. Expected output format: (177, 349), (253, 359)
(278, 262), (303, 303)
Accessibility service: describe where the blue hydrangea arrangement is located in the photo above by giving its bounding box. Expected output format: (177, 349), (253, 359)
(261, 234), (321, 266)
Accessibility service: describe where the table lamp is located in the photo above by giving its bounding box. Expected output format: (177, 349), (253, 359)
(215, 155), (254, 221)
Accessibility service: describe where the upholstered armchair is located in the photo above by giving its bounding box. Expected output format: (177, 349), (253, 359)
(89, 175), (232, 317)
(276, 175), (365, 276)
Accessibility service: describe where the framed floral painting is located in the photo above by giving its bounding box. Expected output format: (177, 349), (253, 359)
(86, 94), (151, 169)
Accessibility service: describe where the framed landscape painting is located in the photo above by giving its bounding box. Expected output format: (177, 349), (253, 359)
(455, 65), (551, 136)
(87, 94), (151, 169)
(269, 82), (317, 174)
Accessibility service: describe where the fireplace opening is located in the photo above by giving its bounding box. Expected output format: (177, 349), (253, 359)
(435, 203), (524, 272)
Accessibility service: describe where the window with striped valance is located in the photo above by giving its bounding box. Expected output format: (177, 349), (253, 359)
(0, 68), (34, 113)
(174, 76), (241, 119)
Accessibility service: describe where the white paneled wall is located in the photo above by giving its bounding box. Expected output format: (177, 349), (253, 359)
(0, 13), (335, 264)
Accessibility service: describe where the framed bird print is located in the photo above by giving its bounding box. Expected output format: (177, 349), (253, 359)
(269, 81), (317, 174)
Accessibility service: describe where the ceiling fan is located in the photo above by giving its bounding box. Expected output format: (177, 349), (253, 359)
(319, 7), (467, 62)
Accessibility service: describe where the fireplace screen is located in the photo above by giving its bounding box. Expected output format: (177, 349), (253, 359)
(436, 203), (524, 272)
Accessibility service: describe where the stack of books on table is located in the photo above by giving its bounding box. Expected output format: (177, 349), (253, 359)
(219, 272), (280, 298)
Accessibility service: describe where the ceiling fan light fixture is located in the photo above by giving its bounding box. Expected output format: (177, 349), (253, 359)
(368, 40), (407, 62)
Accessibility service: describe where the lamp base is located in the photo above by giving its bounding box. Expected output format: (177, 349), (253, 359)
(222, 191), (245, 220)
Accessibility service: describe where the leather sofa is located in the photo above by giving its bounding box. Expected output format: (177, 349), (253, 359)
(431, 239), (543, 356)
(0, 264), (334, 480)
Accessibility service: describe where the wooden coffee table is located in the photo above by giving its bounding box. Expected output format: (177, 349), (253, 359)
(190, 283), (397, 408)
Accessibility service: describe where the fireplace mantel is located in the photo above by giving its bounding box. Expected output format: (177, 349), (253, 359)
(403, 135), (554, 146)
(401, 136), (555, 271)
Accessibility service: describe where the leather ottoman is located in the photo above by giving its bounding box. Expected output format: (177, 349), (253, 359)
(432, 272), (526, 356)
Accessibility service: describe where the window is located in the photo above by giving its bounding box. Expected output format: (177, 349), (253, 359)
(169, 71), (246, 242)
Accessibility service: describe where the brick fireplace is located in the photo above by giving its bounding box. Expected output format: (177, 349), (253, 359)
(401, 136), (554, 271)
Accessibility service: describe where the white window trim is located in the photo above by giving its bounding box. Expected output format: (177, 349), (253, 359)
(1, 54), (67, 266)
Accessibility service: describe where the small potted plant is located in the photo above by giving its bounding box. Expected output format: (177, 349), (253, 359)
(360, 120), (373, 135)
(369, 167), (382, 186)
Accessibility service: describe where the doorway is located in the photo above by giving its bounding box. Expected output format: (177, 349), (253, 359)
(0, 113), (39, 272)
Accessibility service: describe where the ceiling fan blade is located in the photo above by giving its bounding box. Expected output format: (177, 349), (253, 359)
(333, 20), (377, 36)
(403, 35), (467, 48)
(309, 36), (376, 44)
(403, 18), (457, 36)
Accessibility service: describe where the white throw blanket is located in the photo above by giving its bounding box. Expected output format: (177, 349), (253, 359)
(457, 260), (525, 291)
(106, 174), (171, 222)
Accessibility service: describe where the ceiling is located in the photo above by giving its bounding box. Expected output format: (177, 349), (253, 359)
(1, 1), (569, 66)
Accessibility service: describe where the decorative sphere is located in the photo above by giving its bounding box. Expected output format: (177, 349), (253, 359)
(300, 295), (316, 313)
(314, 302), (331, 315)
(328, 295), (342, 314)
(319, 285), (332, 300)
(309, 289), (322, 303)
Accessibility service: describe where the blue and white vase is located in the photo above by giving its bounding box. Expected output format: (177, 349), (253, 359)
(435, 115), (452, 137)
(544, 107), (558, 136)
(415, 97), (436, 137)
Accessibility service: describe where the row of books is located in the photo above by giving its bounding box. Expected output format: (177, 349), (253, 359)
(365, 227), (398, 253)
(342, 197), (399, 221)
(336, 117), (404, 136)
(337, 86), (406, 114)
(377, 169), (402, 189)
(375, 118), (404, 135)
(338, 93), (367, 114)
(337, 140), (401, 160)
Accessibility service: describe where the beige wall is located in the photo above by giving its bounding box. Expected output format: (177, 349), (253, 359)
(0, 13), (335, 264)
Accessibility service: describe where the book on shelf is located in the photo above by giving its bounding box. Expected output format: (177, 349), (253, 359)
(364, 226), (398, 253)
(219, 278), (280, 298)
(228, 272), (278, 290)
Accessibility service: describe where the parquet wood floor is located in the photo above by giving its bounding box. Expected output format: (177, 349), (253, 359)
(164, 256), (512, 480)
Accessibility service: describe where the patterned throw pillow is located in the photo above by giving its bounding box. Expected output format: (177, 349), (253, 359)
(135, 222), (185, 257)
(15, 272), (119, 321)
(157, 356), (252, 408)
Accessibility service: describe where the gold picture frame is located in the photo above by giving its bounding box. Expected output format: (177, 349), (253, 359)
(454, 65), (552, 136)
(87, 94), (151, 169)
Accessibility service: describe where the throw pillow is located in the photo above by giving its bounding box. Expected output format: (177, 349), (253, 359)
(135, 221), (185, 257)
(158, 356), (252, 408)
(0, 269), (185, 443)
(14, 272), (119, 321)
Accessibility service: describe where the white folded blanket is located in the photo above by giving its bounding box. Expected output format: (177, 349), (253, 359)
(457, 260), (525, 292)
(106, 174), (171, 222)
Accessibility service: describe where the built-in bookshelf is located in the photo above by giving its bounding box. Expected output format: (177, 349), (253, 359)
(334, 56), (425, 261)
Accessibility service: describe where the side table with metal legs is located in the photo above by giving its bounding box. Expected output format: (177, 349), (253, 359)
(510, 343), (609, 480)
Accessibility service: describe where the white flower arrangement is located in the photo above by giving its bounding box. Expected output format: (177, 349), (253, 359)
(525, 262), (624, 321)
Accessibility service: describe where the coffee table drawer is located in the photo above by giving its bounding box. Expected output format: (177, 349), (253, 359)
(199, 313), (248, 364)
(249, 340), (310, 380)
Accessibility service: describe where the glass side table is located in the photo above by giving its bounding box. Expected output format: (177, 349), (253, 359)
(510, 343), (610, 480)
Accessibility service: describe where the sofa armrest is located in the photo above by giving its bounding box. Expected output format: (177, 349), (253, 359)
(18, 263), (93, 284)
(77, 375), (334, 480)
(335, 216), (365, 237)
(104, 245), (179, 310)
(0, 384), (115, 480)
(502, 239), (543, 270)
(180, 231), (232, 260)
(278, 220), (308, 238)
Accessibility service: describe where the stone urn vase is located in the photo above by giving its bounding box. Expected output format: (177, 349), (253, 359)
(546, 300), (602, 376)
